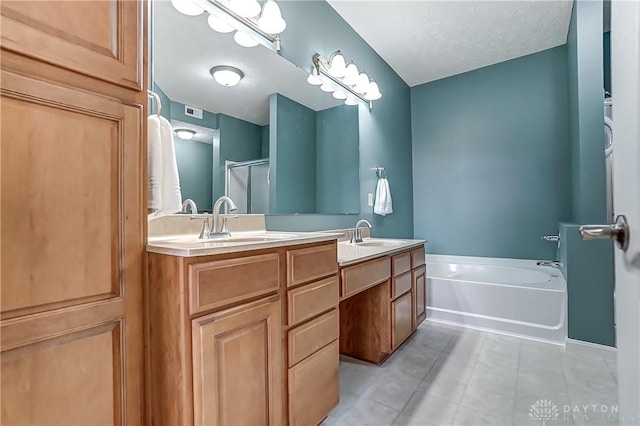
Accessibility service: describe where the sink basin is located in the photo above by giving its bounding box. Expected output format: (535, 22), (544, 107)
(149, 233), (298, 245)
(356, 239), (406, 247)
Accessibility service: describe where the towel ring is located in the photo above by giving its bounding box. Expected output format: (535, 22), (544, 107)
(373, 166), (386, 179)
(148, 90), (162, 117)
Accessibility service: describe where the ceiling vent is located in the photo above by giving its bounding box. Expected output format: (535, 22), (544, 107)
(184, 105), (203, 119)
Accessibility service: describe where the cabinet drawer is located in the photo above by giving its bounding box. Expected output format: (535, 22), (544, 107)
(392, 291), (413, 349)
(411, 246), (426, 268)
(392, 252), (411, 276)
(288, 340), (339, 426)
(287, 243), (338, 288)
(341, 257), (391, 298)
(189, 253), (280, 315)
(391, 271), (412, 299)
(287, 276), (339, 326)
(288, 309), (339, 367)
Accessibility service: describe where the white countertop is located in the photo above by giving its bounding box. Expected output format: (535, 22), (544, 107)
(338, 238), (427, 266)
(146, 231), (341, 257)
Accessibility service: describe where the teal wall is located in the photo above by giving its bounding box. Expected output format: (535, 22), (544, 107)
(265, 1), (414, 238)
(269, 94), (317, 214)
(174, 139), (213, 211)
(561, 0), (615, 347)
(261, 125), (270, 158)
(603, 31), (611, 94)
(411, 46), (572, 260)
(316, 105), (359, 214)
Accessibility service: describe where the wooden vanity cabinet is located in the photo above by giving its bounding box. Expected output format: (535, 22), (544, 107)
(1, 2), (145, 425)
(411, 248), (427, 328)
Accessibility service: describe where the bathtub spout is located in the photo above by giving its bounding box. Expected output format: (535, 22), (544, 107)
(537, 260), (561, 269)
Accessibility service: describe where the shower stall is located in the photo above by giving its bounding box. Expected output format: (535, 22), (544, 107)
(225, 158), (269, 214)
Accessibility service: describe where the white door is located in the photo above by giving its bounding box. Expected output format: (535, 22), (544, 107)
(611, 2), (640, 423)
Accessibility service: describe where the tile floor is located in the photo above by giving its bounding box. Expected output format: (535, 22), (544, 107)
(323, 321), (619, 426)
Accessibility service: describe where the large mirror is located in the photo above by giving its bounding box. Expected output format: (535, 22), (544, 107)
(152, 1), (360, 214)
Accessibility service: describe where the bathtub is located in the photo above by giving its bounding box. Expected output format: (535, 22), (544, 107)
(427, 255), (567, 344)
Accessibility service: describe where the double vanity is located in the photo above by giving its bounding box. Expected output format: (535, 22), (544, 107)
(146, 214), (426, 426)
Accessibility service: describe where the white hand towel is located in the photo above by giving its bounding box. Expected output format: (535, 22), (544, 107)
(374, 177), (393, 216)
(148, 115), (182, 215)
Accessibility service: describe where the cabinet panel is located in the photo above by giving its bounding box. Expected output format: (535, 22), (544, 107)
(192, 296), (283, 426)
(411, 246), (426, 268)
(392, 252), (411, 276)
(288, 340), (339, 426)
(287, 276), (339, 326)
(2, 320), (125, 425)
(189, 253), (280, 315)
(0, 0), (141, 89)
(287, 243), (338, 287)
(413, 265), (427, 328)
(0, 70), (135, 318)
(392, 292), (413, 349)
(341, 257), (391, 298)
(288, 308), (339, 367)
(391, 271), (412, 299)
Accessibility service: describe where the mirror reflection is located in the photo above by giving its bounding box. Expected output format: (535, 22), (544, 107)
(152, 1), (360, 214)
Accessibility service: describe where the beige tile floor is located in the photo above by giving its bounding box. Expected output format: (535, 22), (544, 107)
(323, 321), (619, 426)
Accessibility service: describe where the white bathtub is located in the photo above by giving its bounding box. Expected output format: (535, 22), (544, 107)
(427, 255), (567, 344)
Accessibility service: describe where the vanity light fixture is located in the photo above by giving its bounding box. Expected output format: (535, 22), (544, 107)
(174, 0), (286, 51)
(306, 74), (323, 86)
(175, 128), (197, 140)
(210, 65), (244, 86)
(310, 52), (382, 109)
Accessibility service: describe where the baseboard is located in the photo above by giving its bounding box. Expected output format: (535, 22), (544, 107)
(566, 338), (617, 361)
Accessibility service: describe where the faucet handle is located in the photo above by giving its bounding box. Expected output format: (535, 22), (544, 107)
(190, 215), (211, 239)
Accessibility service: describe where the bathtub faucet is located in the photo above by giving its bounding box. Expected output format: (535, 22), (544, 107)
(537, 260), (561, 269)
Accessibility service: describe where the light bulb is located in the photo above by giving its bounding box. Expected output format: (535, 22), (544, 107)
(343, 62), (359, 86)
(307, 74), (323, 85)
(176, 129), (196, 140)
(333, 91), (347, 100)
(230, 0), (261, 17)
(365, 81), (382, 100)
(170, 0), (203, 16)
(320, 83), (335, 93)
(328, 52), (347, 78)
(258, 0), (286, 34)
(207, 14), (234, 33)
(354, 72), (369, 93)
(344, 97), (358, 106)
(210, 66), (244, 87)
(234, 31), (260, 48)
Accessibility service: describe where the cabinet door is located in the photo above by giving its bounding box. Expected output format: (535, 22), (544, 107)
(0, 70), (144, 424)
(0, 0), (142, 90)
(192, 296), (284, 426)
(392, 292), (413, 349)
(413, 265), (427, 328)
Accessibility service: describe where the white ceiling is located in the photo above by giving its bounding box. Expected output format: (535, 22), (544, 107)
(327, 0), (574, 87)
(153, 1), (342, 126)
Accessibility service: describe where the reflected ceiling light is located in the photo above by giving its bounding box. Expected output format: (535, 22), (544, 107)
(353, 72), (370, 94)
(171, 0), (204, 16)
(306, 74), (323, 85)
(328, 52), (347, 78)
(258, 0), (286, 34)
(234, 31), (260, 47)
(311, 52), (380, 109)
(364, 81), (382, 100)
(175, 128), (196, 140)
(207, 14), (234, 33)
(320, 83), (335, 93)
(229, 0), (261, 18)
(210, 66), (244, 86)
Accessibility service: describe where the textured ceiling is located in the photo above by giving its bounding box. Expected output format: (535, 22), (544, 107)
(328, 0), (574, 87)
(153, 1), (341, 126)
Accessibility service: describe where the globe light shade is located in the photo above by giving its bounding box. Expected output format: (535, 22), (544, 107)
(353, 72), (369, 93)
(306, 74), (323, 85)
(332, 91), (347, 100)
(230, 0), (261, 18)
(342, 62), (359, 86)
(234, 31), (260, 47)
(170, 0), (203, 16)
(328, 52), (347, 78)
(210, 66), (244, 87)
(258, 0), (286, 34)
(320, 83), (335, 93)
(175, 129), (196, 140)
(365, 81), (382, 100)
(207, 14), (234, 33)
(344, 97), (358, 106)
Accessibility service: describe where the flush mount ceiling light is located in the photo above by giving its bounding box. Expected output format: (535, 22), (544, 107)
(210, 65), (244, 86)
(175, 128), (196, 140)
(309, 52), (382, 109)
(174, 0), (286, 52)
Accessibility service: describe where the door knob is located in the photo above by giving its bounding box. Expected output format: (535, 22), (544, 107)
(579, 214), (630, 251)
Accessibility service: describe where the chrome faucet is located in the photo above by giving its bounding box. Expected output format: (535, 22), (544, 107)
(537, 260), (561, 269)
(181, 199), (198, 214)
(350, 219), (372, 243)
(211, 196), (238, 238)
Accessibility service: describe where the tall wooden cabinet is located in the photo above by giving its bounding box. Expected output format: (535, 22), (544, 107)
(1, 1), (146, 424)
